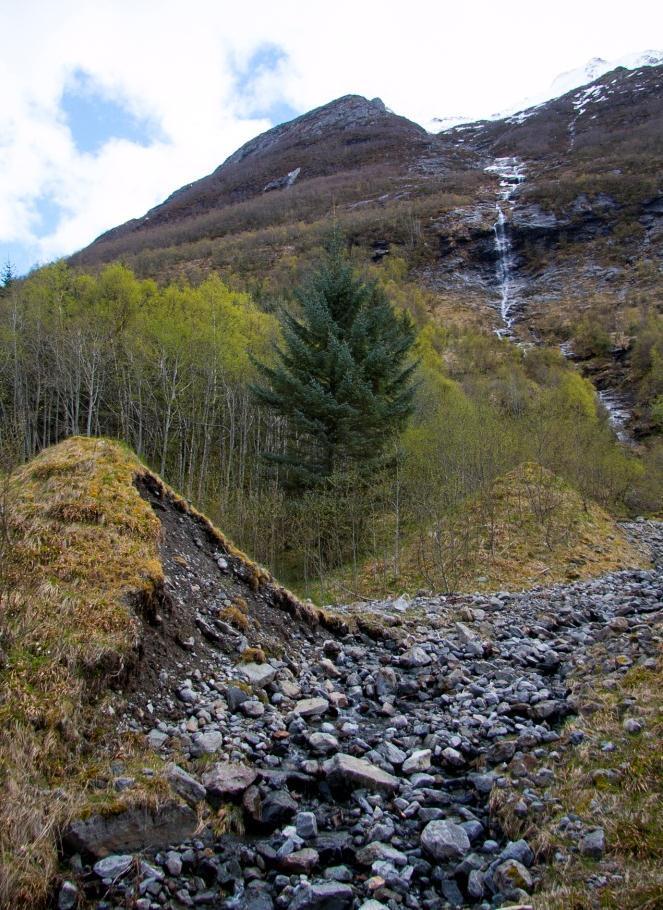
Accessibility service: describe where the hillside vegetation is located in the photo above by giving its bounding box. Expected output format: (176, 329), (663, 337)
(0, 258), (659, 604)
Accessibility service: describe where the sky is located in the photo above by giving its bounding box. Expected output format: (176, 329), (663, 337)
(2, 0), (662, 276)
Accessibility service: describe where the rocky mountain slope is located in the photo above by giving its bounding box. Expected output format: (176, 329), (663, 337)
(2, 438), (660, 910)
(69, 63), (662, 438)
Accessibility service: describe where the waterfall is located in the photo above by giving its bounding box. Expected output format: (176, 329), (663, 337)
(485, 157), (525, 339)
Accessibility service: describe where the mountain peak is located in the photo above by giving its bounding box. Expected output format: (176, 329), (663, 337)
(222, 93), (411, 168)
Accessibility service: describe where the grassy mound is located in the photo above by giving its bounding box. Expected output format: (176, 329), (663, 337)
(0, 436), (323, 909)
(0, 438), (166, 906)
(318, 462), (647, 600)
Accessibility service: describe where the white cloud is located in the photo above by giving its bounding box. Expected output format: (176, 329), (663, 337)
(1, 0), (662, 271)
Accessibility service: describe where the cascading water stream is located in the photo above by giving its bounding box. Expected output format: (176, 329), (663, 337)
(485, 157), (525, 340)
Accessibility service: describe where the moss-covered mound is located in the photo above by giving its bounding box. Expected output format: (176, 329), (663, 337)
(322, 462), (647, 600)
(0, 437), (333, 908)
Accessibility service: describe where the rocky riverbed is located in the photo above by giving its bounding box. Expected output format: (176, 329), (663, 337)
(57, 521), (662, 910)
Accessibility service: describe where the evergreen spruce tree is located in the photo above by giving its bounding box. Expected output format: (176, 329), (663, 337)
(252, 238), (417, 488)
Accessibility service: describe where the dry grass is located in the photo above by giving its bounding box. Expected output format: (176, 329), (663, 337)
(0, 436), (348, 908)
(535, 663), (663, 909)
(491, 659), (662, 910)
(0, 437), (165, 908)
(318, 463), (647, 600)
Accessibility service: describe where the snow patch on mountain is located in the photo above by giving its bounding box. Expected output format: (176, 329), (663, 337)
(425, 49), (662, 134)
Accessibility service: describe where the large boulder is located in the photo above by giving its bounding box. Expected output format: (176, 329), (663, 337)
(420, 820), (470, 862)
(165, 763), (206, 806)
(289, 881), (354, 910)
(64, 800), (197, 858)
(202, 761), (257, 805)
(237, 662), (278, 688)
(322, 753), (399, 793)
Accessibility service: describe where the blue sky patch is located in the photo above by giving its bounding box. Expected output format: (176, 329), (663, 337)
(34, 194), (64, 237)
(234, 43), (299, 125)
(61, 69), (163, 154)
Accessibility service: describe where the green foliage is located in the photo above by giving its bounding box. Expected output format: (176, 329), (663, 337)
(252, 238), (416, 488)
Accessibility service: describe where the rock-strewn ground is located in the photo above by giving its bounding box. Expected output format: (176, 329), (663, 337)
(58, 517), (662, 910)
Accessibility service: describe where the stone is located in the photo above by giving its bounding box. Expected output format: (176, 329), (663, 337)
(293, 697), (329, 717)
(93, 854), (133, 879)
(280, 847), (319, 873)
(57, 881), (79, 910)
(288, 881), (354, 910)
(374, 668), (397, 697)
(580, 827), (605, 859)
(165, 850), (183, 875)
(165, 763), (206, 806)
(358, 903), (388, 910)
(261, 790), (298, 827)
(202, 762), (257, 803)
(500, 839), (534, 867)
(237, 663), (278, 688)
(420, 820), (470, 862)
(356, 842), (408, 867)
(296, 811), (319, 839)
(194, 729), (224, 754)
(399, 646), (431, 667)
(226, 685), (251, 712)
(467, 869), (484, 898)
(493, 859), (533, 894)
(402, 749), (431, 773)
(382, 742), (406, 765)
(65, 801), (197, 858)
(623, 718), (643, 734)
(441, 746), (464, 767)
(241, 699), (265, 717)
(489, 739), (517, 763)
(455, 621), (478, 643)
(309, 731), (339, 754)
(147, 729), (168, 750)
(323, 753), (399, 793)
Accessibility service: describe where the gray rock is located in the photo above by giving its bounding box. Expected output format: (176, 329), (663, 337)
(402, 749), (431, 773)
(295, 811), (318, 839)
(356, 842), (408, 867)
(288, 881), (354, 910)
(493, 858), (533, 894)
(500, 839), (534, 867)
(226, 685), (251, 711)
(399, 646), (431, 667)
(293, 697), (329, 717)
(309, 732), (338, 754)
(323, 753), (399, 792)
(374, 667), (397, 697)
(237, 663), (278, 688)
(467, 869), (484, 898)
(441, 746), (464, 767)
(420, 820), (470, 861)
(194, 729), (224, 754)
(93, 854), (133, 879)
(147, 729), (168, 750)
(202, 762), (257, 803)
(280, 847), (319, 873)
(261, 790), (298, 827)
(241, 699), (266, 717)
(165, 850), (183, 875)
(65, 801), (197, 858)
(57, 881), (79, 910)
(166, 763), (206, 806)
(580, 827), (605, 859)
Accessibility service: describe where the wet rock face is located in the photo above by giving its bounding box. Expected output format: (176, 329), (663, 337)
(63, 521), (662, 909)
